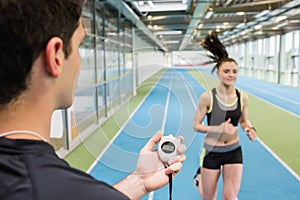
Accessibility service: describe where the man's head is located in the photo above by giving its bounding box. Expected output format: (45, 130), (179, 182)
(0, 0), (84, 107)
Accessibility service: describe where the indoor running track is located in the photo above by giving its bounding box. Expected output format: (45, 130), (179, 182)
(88, 68), (300, 200)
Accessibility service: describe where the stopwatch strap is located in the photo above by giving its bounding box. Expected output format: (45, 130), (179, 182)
(168, 173), (173, 200)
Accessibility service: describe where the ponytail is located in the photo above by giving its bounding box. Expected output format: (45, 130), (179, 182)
(201, 31), (236, 73)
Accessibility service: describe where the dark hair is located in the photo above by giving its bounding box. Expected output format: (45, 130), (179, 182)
(0, 0), (84, 106)
(201, 31), (237, 73)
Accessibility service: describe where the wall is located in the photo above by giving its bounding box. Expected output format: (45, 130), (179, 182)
(133, 33), (165, 85)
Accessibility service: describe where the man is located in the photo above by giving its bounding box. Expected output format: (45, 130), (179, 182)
(0, 0), (186, 199)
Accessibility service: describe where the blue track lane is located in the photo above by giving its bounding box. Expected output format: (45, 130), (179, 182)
(236, 76), (300, 117)
(89, 68), (300, 200)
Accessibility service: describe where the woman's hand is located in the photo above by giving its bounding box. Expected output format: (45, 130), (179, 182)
(220, 118), (235, 135)
(244, 127), (257, 140)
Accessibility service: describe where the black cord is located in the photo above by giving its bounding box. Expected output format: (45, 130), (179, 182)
(168, 173), (173, 200)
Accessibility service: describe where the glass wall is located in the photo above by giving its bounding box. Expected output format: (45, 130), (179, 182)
(51, 0), (134, 152)
(256, 38), (265, 79)
(281, 31), (300, 87)
(228, 30), (300, 89)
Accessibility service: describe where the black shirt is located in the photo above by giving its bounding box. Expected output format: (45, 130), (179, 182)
(206, 88), (242, 126)
(0, 137), (129, 200)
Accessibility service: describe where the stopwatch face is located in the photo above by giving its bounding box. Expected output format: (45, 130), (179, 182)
(161, 141), (175, 153)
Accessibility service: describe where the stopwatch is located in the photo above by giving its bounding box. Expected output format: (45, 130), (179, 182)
(158, 134), (180, 164)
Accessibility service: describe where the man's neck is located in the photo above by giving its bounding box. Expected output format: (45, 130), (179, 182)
(0, 100), (53, 142)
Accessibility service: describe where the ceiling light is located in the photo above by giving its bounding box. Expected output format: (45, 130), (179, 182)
(107, 32), (117, 36)
(236, 23), (245, 28)
(255, 10), (270, 18)
(241, 30), (248, 35)
(290, 19), (300, 24)
(255, 30), (264, 35)
(254, 25), (262, 30)
(197, 23), (203, 29)
(236, 12), (245, 16)
(163, 40), (180, 44)
(155, 30), (182, 35)
(274, 15), (288, 23)
(134, 1), (187, 12)
(138, 1), (144, 6)
(204, 11), (213, 19)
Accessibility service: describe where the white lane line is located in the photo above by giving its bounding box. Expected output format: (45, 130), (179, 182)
(149, 70), (173, 200)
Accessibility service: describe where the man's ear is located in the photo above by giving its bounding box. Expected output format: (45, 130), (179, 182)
(45, 37), (64, 78)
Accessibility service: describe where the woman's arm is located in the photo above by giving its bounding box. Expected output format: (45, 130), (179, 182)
(193, 91), (210, 133)
(239, 91), (257, 140)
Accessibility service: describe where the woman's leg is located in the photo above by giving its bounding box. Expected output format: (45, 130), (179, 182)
(196, 170), (203, 197)
(222, 164), (243, 200)
(201, 167), (221, 200)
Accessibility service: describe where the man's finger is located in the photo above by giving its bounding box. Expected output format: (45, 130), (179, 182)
(140, 130), (162, 153)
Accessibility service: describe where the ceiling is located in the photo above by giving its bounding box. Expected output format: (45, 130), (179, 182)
(106, 0), (300, 52)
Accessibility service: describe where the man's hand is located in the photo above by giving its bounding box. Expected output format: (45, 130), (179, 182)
(114, 131), (186, 200)
(135, 131), (186, 193)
